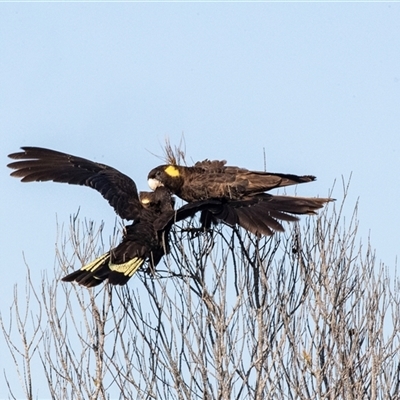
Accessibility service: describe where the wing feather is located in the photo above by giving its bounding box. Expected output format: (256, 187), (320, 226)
(156, 194), (332, 236)
(8, 147), (142, 220)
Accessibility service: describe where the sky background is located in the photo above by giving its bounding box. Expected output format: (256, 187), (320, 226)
(1, 3), (400, 398)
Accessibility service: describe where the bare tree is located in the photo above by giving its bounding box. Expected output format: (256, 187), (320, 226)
(2, 185), (400, 399)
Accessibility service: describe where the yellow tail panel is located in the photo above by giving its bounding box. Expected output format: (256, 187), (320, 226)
(81, 253), (110, 272)
(109, 257), (144, 277)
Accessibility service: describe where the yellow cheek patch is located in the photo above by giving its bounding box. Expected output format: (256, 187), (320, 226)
(165, 165), (180, 177)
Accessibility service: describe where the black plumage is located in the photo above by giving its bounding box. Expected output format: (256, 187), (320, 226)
(8, 146), (334, 279)
(62, 188), (175, 287)
(8, 147), (143, 220)
(148, 160), (333, 236)
(8, 147), (176, 287)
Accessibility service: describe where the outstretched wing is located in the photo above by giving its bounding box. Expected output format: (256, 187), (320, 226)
(214, 194), (333, 236)
(8, 147), (142, 220)
(155, 194), (333, 237)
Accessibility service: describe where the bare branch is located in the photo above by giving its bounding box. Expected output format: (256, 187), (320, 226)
(2, 183), (400, 399)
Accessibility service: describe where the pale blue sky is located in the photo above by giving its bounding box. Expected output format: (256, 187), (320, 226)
(1, 3), (400, 397)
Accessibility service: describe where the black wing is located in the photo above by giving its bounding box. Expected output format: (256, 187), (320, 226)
(155, 194), (333, 236)
(8, 147), (142, 220)
(212, 194), (332, 236)
(153, 199), (221, 232)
